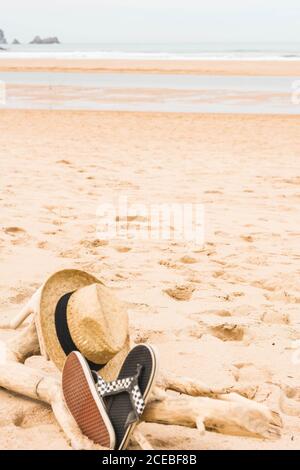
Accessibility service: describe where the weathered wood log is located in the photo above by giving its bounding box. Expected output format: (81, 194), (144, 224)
(159, 371), (257, 400)
(0, 359), (104, 449)
(0, 354), (282, 442)
(144, 394), (282, 439)
(131, 427), (154, 450)
(0, 286), (42, 329)
(6, 321), (40, 362)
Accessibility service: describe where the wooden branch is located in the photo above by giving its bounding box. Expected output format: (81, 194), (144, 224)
(0, 360), (105, 450)
(6, 320), (40, 362)
(0, 352), (282, 445)
(131, 427), (154, 450)
(0, 287), (42, 329)
(160, 371), (257, 399)
(143, 394), (282, 439)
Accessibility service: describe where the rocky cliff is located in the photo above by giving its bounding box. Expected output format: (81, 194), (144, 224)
(30, 36), (60, 44)
(0, 29), (7, 44)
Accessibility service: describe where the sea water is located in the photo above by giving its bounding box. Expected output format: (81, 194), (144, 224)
(0, 41), (300, 60)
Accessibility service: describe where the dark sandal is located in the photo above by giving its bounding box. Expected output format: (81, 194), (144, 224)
(95, 344), (158, 450)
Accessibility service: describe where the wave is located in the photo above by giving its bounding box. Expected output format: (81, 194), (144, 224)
(0, 50), (300, 61)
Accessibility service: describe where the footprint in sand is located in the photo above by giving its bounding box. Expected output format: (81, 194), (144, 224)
(36, 240), (50, 250)
(2, 226), (29, 245)
(9, 283), (39, 305)
(59, 248), (80, 258)
(212, 270), (226, 278)
(233, 363), (271, 383)
(179, 255), (198, 264)
(209, 323), (245, 341)
(232, 291), (245, 297)
(52, 219), (63, 226)
(246, 256), (268, 265)
(204, 190), (223, 194)
(115, 215), (148, 223)
(264, 291), (300, 304)
(80, 239), (109, 248)
(216, 294), (232, 302)
(279, 393), (300, 417)
(187, 273), (203, 283)
(281, 177), (300, 185)
(282, 384), (300, 401)
(240, 235), (254, 242)
(216, 291), (244, 301)
(164, 284), (195, 301)
(43, 230), (58, 236)
(113, 246), (132, 253)
(159, 259), (183, 270)
(277, 384), (300, 417)
(56, 159), (71, 165)
(205, 309), (232, 317)
(261, 310), (290, 325)
(3, 226), (26, 235)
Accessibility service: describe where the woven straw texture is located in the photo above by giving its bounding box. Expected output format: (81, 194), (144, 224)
(39, 269), (129, 375)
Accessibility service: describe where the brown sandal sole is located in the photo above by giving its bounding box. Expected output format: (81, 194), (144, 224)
(62, 351), (115, 449)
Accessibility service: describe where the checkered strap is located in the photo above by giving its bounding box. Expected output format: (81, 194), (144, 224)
(96, 364), (145, 427)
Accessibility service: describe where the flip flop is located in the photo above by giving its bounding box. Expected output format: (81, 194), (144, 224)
(95, 344), (158, 450)
(62, 351), (116, 449)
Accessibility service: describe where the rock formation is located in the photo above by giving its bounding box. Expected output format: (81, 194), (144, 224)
(30, 35), (60, 44)
(12, 39), (20, 45)
(0, 29), (7, 44)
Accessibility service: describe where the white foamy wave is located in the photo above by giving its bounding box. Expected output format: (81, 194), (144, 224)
(0, 50), (300, 61)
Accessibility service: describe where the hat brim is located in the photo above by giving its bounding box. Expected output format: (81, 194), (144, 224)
(38, 269), (129, 376)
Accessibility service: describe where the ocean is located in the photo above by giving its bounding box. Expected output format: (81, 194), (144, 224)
(1, 41), (300, 60)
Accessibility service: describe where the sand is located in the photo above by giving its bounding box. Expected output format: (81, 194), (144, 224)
(0, 58), (300, 76)
(1, 108), (300, 449)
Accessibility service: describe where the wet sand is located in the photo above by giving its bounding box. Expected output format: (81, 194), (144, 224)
(0, 58), (300, 76)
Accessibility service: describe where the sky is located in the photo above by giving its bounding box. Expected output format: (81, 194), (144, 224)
(1, 0), (300, 44)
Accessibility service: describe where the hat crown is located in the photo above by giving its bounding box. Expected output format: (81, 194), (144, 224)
(67, 283), (128, 364)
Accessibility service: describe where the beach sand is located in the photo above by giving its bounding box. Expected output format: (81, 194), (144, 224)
(0, 58), (300, 76)
(1, 107), (300, 449)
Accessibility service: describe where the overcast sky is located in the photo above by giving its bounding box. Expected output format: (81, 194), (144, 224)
(1, 0), (300, 43)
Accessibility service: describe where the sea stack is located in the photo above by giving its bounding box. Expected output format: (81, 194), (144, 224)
(12, 39), (21, 45)
(0, 29), (7, 44)
(30, 35), (60, 44)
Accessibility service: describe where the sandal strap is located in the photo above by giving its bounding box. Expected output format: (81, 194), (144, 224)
(95, 364), (145, 425)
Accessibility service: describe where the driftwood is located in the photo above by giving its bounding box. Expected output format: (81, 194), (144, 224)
(0, 288), (282, 449)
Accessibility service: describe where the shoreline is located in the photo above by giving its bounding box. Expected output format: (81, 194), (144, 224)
(0, 58), (300, 75)
(1, 107), (299, 119)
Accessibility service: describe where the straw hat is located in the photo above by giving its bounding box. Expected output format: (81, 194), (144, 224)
(38, 269), (129, 379)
